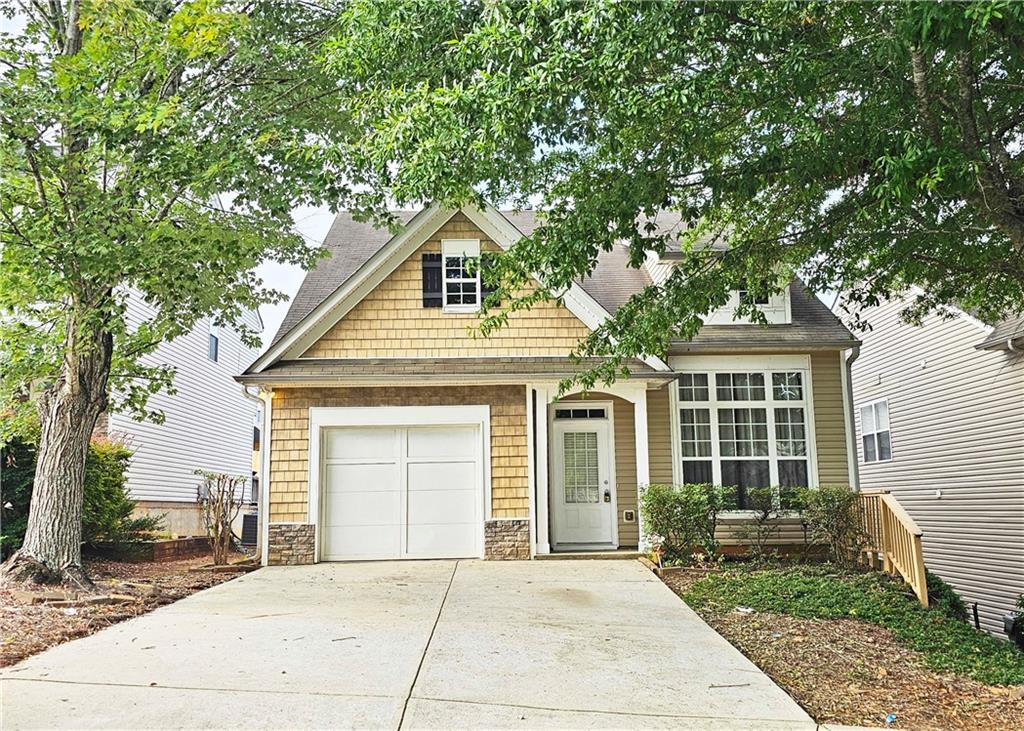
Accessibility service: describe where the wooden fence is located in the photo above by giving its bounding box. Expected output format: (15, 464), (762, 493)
(858, 490), (929, 607)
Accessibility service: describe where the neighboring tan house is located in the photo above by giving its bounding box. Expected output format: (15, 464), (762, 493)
(849, 295), (1024, 636)
(239, 204), (859, 565)
(97, 293), (263, 535)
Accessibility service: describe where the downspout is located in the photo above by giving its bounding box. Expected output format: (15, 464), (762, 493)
(241, 385), (272, 566)
(840, 346), (862, 490)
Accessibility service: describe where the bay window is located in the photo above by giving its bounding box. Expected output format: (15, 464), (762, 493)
(677, 369), (812, 508)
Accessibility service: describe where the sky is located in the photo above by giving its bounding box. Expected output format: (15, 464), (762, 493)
(254, 205), (334, 349)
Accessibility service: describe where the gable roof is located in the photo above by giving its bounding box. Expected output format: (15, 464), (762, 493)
(269, 208), (653, 348)
(251, 204), (670, 374)
(258, 207), (855, 372)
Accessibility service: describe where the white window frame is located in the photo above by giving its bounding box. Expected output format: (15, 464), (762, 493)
(441, 238), (482, 313)
(668, 355), (819, 511)
(860, 399), (892, 463)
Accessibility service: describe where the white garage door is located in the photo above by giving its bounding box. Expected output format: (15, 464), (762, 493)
(321, 424), (482, 560)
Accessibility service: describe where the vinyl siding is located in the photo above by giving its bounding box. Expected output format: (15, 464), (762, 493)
(851, 295), (1024, 635)
(647, 385), (675, 485)
(811, 351), (852, 485)
(107, 295), (261, 505)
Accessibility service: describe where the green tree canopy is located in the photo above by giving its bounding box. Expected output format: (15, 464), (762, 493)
(0, 0), (352, 581)
(0, 0), (353, 438)
(323, 0), (1024, 385)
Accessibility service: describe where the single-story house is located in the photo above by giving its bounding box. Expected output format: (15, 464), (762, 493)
(239, 205), (860, 564)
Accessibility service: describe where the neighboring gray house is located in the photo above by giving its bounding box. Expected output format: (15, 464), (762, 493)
(849, 293), (1024, 636)
(98, 294), (263, 536)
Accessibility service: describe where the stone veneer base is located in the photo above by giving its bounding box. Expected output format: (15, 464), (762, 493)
(267, 523), (316, 565)
(484, 518), (531, 560)
(267, 519), (531, 564)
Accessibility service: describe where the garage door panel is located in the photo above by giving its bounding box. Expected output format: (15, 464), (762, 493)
(407, 426), (477, 459)
(406, 461), (476, 492)
(406, 523), (479, 558)
(323, 525), (401, 561)
(325, 427), (398, 460)
(407, 488), (478, 524)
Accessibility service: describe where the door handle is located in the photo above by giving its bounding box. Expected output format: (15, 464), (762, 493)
(603, 489), (611, 503)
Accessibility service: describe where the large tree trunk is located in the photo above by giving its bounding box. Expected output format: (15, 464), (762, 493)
(1, 319), (113, 588)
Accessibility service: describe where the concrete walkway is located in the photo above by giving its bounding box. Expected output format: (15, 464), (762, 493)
(1, 560), (816, 729)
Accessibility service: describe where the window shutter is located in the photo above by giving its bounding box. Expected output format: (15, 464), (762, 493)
(422, 253), (443, 307)
(480, 252), (501, 307)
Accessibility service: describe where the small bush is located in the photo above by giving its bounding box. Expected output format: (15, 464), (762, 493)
(926, 570), (969, 623)
(196, 470), (246, 565)
(640, 483), (731, 563)
(736, 486), (784, 561)
(796, 485), (867, 566)
(0, 438), (163, 559)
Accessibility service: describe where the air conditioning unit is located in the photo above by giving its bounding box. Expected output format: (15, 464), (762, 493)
(240, 513), (258, 547)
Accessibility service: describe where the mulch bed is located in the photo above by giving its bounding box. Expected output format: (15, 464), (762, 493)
(0, 553), (249, 668)
(661, 569), (1024, 731)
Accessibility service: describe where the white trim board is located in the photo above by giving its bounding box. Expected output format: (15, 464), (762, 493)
(306, 404), (491, 563)
(249, 203), (671, 374)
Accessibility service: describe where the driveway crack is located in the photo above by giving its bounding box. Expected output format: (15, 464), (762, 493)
(397, 560), (458, 729)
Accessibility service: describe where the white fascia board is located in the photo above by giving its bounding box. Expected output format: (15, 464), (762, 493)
(248, 204), (450, 372)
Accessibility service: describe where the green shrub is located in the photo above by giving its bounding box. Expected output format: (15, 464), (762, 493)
(796, 485), (866, 566)
(0, 438), (163, 559)
(736, 486), (783, 561)
(640, 483), (731, 563)
(683, 564), (1024, 686)
(926, 570), (969, 623)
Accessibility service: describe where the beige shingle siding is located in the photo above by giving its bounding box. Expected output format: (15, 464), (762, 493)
(301, 213), (591, 359)
(811, 351), (852, 485)
(268, 385), (529, 522)
(852, 295), (1024, 635)
(559, 393), (640, 547)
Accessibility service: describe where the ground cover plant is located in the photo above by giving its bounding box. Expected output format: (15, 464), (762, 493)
(683, 564), (1024, 687)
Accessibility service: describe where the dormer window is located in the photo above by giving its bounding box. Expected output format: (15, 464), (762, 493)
(702, 284), (792, 326)
(738, 289), (770, 306)
(442, 239), (481, 313)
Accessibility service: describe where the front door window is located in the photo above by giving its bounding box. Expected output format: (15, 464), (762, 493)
(562, 432), (600, 504)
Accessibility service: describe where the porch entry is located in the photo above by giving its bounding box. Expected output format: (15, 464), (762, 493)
(549, 404), (616, 549)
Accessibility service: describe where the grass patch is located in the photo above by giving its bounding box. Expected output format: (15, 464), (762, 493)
(683, 564), (1024, 686)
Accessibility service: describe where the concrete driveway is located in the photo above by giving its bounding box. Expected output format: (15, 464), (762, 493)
(1, 560), (814, 729)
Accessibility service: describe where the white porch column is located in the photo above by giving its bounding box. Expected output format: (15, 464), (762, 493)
(628, 384), (651, 551)
(533, 384), (552, 554)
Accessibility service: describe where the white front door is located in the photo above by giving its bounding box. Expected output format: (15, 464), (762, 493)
(550, 416), (614, 548)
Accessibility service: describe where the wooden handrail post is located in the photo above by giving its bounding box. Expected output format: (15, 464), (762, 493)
(880, 507), (893, 574)
(912, 534), (928, 607)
